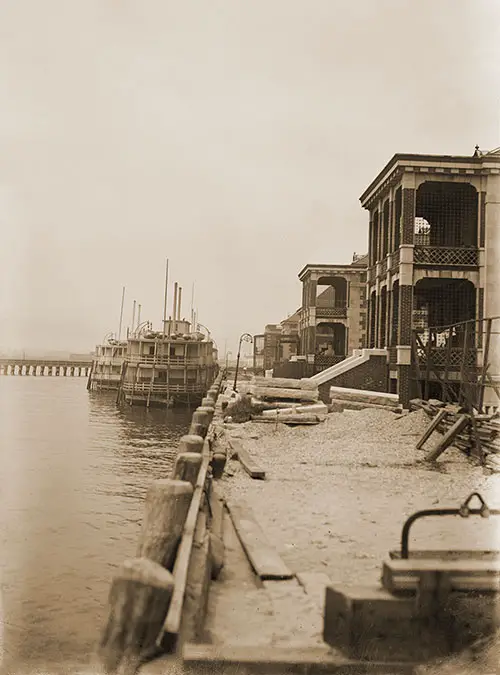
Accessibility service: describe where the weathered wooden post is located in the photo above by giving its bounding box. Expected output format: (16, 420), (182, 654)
(189, 409), (210, 438)
(98, 557), (174, 675)
(178, 434), (204, 454)
(137, 479), (193, 570)
(172, 452), (202, 487)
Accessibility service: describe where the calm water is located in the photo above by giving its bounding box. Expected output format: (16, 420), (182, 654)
(0, 377), (192, 674)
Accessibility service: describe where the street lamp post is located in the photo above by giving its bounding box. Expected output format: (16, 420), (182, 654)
(233, 333), (253, 391)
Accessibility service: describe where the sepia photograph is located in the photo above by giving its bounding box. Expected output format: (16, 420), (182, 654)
(1, 1), (500, 673)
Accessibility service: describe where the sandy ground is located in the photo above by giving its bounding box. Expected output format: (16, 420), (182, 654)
(222, 408), (499, 586)
(205, 406), (500, 670)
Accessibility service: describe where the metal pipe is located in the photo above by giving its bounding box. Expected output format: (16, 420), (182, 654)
(401, 492), (498, 558)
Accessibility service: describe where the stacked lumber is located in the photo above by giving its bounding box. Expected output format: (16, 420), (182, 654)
(250, 377), (319, 403)
(249, 376), (323, 426)
(329, 386), (402, 413)
(410, 398), (500, 464)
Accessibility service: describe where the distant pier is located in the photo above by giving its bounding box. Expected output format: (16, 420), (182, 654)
(0, 359), (93, 377)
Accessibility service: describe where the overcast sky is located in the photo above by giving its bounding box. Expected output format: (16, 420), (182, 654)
(1, 0), (499, 356)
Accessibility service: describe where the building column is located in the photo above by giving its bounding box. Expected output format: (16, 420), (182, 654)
(483, 173), (500, 408)
(397, 284), (413, 407)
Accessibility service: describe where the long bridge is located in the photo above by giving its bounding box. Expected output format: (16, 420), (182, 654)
(0, 358), (93, 377)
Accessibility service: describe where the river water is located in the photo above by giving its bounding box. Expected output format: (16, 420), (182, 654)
(0, 376), (192, 674)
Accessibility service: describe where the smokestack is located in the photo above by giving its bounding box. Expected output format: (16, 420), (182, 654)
(178, 286), (182, 321)
(137, 304), (141, 329)
(173, 283), (178, 328)
(131, 300), (136, 334)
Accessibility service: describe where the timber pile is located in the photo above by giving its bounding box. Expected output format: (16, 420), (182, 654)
(248, 376), (324, 426)
(410, 398), (500, 469)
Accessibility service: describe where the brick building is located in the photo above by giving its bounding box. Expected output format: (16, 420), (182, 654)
(253, 311), (300, 374)
(297, 254), (368, 370)
(360, 147), (500, 407)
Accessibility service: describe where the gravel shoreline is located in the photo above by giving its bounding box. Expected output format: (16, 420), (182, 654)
(220, 407), (499, 588)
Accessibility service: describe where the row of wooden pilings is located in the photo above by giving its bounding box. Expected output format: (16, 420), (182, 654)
(0, 364), (90, 377)
(97, 371), (226, 675)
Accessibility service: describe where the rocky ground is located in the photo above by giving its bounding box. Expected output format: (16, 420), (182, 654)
(206, 406), (500, 672)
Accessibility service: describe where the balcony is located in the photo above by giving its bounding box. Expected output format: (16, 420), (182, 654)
(316, 306), (347, 319)
(413, 246), (479, 267)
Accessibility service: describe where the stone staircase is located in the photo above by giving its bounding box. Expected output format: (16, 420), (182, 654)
(309, 348), (389, 403)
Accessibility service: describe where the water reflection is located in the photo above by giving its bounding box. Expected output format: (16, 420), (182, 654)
(0, 379), (190, 674)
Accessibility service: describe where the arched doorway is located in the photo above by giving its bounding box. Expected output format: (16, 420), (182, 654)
(315, 322), (346, 356)
(316, 276), (348, 308)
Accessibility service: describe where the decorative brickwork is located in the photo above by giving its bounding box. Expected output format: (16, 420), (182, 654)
(401, 188), (415, 245)
(480, 191), (486, 247)
(478, 287), (484, 348)
(399, 285), (413, 345)
(398, 364), (411, 407)
(386, 290), (392, 347)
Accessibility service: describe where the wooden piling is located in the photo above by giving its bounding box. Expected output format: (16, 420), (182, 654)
(172, 452), (203, 487)
(137, 479), (193, 570)
(178, 434), (204, 454)
(98, 557), (174, 675)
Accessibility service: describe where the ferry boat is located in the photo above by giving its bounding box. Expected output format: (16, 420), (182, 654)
(117, 319), (218, 408)
(88, 335), (128, 391)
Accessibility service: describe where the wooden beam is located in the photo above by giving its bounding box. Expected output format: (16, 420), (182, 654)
(415, 408), (448, 450)
(228, 438), (265, 479)
(159, 443), (210, 643)
(424, 414), (470, 462)
(182, 643), (416, 673)
(382, 559), (500, 594)
(225, 498), (293, 580)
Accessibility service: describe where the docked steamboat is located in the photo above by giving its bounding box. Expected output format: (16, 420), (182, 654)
(117, 318), (218, 408)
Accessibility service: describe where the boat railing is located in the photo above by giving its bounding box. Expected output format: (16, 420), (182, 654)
(126, 354), (206, 366)
(121, 382), (204, 394)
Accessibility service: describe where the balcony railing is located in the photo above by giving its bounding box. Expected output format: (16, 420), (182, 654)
(316, 306), (347, 319)
(314, 354), (345, 369)
(379, 257), (388, 277)
(390, 249), (400, 272)
(415, 346), (477, 369)
(126, 354), (205, 366)
(413, 246), (479, 267)
(121, 382), (205, 394)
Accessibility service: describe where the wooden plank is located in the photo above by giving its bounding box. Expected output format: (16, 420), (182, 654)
(251, 415), (320, 425)
(159, 442), (210, 642)
(228, 438), (265, 479)
(382, 559), (500, 593)
(389, 549), (500, 561)
(415, 408), (448, 449)
(424, 414), (470, 462)
(182, 643), (416, 673)
(225, 498), (293, 580)
(251, 386), (319, 401)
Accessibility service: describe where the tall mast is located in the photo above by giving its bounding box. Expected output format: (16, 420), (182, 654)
(118, 286), (125, 340)
(162, 259), (169, 338)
